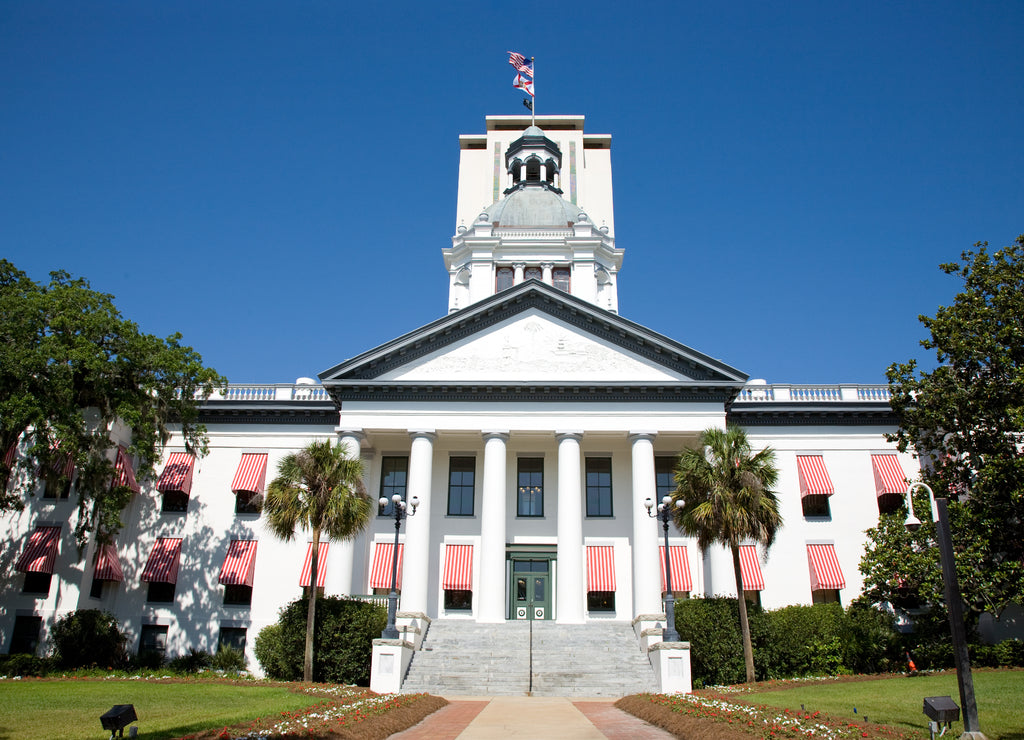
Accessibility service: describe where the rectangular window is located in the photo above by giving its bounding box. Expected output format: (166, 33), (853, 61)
(378, 457), (409, 516)
(22, 572), (52, 595)
(587, 591), (615, 612)
(517, 458), (544, 517)
(586, 458), (613, 517)
(9, 616), (43, 655)
(223, 584), (253, 606)
(812, 589), (841, 606)
(235, 491), (262, 515)
(162, 490), (189, 514)
(89, 578), (106, 599)
(444, 589), (473, 610)
(139, 625), (168, 654)
(42, 477), (72, 500)
(802, 495), (831, 518)
(218, 627), (247, 653)
(553, 267), (571, 292)
(447, 457), (475, 516)
(147, 581), (176, 603)
(655, 456), (676, 500)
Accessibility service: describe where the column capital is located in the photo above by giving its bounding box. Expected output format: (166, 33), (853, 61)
(482, 430), (510, 443)
(555, 431), (584, 442)
(408, 430), (437, 442)
(336, 428), (365, 439)
(628, 432), (658, 444)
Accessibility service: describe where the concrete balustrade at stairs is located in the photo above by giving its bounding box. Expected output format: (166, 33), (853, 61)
(400, 620), (658, 697)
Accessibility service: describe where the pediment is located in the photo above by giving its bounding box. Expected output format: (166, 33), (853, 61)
(382, 309), (689, 382)
(320, 282), (747, 394)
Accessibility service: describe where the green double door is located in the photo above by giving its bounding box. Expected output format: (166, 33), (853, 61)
(512, 558), (551, 620)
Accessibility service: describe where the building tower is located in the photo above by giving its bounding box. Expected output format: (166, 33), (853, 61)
(444, 116), (624, 313)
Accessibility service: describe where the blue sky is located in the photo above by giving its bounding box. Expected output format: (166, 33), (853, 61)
(3, 2), (1021, 385)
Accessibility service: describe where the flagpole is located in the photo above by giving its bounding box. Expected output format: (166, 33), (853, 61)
(531, 57), (536, 126)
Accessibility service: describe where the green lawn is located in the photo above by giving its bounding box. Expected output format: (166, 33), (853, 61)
(752, 671), (1024, 740)
(0, 680), (325, 740)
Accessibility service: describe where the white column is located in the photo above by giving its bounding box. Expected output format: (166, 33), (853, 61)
(513, 263), (525, 285)
(556, 432), (585, 624)
(540, 163), (547, 182)
(630, 432), (661, 616)
(541, 262), (553, 285)
(402, 431), (436, 615)
(335, 430), (365, 595)
(478, 431), (509, 622)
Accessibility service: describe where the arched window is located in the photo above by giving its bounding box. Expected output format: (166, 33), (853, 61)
(524, 266), (542, 282)
(496, 267), (514, 291)
(525, 158), (541, 181)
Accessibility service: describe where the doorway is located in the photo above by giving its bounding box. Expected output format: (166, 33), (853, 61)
(511, 558), (552, 620)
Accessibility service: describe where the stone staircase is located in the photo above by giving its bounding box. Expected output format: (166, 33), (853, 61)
(400, 620), (657, 697)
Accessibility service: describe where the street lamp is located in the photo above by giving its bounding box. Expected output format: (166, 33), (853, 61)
(379, 492), (419, 640)
(645, 494), (685, 642)
(904, 482), (986, 739)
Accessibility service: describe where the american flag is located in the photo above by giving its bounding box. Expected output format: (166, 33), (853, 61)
(507, 51), (533, 78)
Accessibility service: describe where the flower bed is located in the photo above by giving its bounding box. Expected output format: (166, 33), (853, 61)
(616, 692), (915, 739)
(183, 686), (446, 739)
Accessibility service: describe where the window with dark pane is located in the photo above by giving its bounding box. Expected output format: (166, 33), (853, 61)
(517, 458), (544, 517)
(496, 267), (514, 291)
(586, 458), (613, 517)
(655, 456), (676, 500)
(378, 456), (408, 516)
(447, 457), (475, 516)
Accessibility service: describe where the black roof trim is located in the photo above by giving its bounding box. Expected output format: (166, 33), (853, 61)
(728, 402), (896, 427)
(199, 401), (337, 425)
(328, 382), (740, 404)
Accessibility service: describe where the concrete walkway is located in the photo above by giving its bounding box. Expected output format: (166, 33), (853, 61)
(391, 696), (675, 739)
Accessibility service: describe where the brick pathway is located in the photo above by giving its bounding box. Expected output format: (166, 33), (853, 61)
(389, 697), (675, 739)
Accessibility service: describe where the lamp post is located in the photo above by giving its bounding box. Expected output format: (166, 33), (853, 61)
(380, 492), (418, 640)
(904, 482), (985, 739)
(645, 494), (684, 642)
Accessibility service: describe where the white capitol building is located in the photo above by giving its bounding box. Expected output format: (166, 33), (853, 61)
(3, 115), (921, 687)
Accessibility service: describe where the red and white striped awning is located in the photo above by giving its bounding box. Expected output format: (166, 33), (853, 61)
(37, 443), (75, 480)
(586, 545), (616, 592)
(141, 538), (183, 584)
(3, 442), (16, 467)
(231, 453), (268, 495)
(219, 540), (258, 586)
(369, 542), (403, 590)
(93, 543), (124, 582)
(442, 544), (473, 590)
(15, 526), (61, 573)
(807, 543), (845, 590)
(796, 455), (834, 498)
(157, 452), (195, 495)
(739, 544), (765, 591)
(299, 542), (330, 588)
(112, 446), (140, 493)
(872, 455), (907, 497)
(659, 545), (692, 592)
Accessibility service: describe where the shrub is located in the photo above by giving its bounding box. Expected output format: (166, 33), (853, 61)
(212, 644), (247, 672)
(844, 598), (904, 673)
(130, 650), (165, 670)
(754, 603), (847, 679)
(167, 648), (213, 673)
(674, 596), (751, 686)
(254, 623), (291, 679)
(0, 653), (52, 676)
(50, 609), (129, 669)
(255, 596), (386, 684)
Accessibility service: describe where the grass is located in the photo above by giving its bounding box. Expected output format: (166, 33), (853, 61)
(0, 678), (446, 740)
(751, 671), (1024, 740)
(0, 680), (322, 739)
(617, 670), (1024, 740)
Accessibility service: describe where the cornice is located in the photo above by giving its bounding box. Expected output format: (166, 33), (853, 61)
(328, 382), (739, 404)
(199, 401), (337, 425)
(728, 403), (895, 427)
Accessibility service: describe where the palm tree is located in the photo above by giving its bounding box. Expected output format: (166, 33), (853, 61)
(264, 439), (372, 682)
(672, 426), (781, 683)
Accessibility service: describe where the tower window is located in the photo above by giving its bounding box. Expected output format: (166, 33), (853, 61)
(524, 266), (542, 282)
(553, 268), (570, 292)
(496, 267), (514, 292)
(525, 159), (540, 181)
